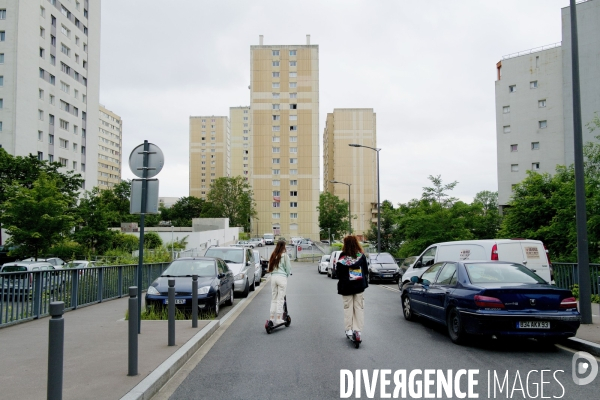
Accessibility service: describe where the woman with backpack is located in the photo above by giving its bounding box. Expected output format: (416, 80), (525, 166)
(268, 240), (291, 324)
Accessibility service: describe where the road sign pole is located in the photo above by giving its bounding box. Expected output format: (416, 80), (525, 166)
(137, 140), (149, 334)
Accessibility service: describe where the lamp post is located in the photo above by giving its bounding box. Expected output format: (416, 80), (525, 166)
(349, 144), (381, 254)
(330, 180), (351, 236)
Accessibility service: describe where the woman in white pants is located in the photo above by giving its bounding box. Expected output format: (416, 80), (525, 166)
(268, 241), (291, 324)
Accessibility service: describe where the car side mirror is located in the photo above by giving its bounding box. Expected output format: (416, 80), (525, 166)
(410, 276), (419, 283)
(218, 273), (225, 279)
(422, 279), (430, 287)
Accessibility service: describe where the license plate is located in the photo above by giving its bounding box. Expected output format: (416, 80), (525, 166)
(164, 299), (186, 305)
(383, 274), (392, 278)
(518, 321), (550, 329)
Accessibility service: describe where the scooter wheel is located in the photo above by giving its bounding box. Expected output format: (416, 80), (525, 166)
(285, 315), (291, 327)
(355, 341), (360, 349)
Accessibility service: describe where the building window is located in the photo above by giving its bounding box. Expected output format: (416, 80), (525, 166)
(531, 142), (540, 150)
(81, 163), (85, 172)
(273, 191), (280, 197)
(272, 61), (279, 67)
(0, 53), (3, 64)
(289, 82), (297, 88)
(290, 158), (298, 164)
(72, 161), (77, 170)
(539, 120), (547, 129)
(40, 47), (45, 58)
(39, 110), (44, 120)
(290, 191), (298, 196)
(38, 152), (44, 161)
(272, 93), (280, 99)
(272, 50), (279, 56)
(530, 81), (538, 89)
(290, 104), (297, 110)
(290, 147), (297, 153)
(49, 114), (54, 125)
(73, 143), (77, 152)
(532, 162), (540, 170)
(290, 136), (297, 142)
(511, 164), (519, 172)
(50, 54), (55, 65)
(272, 213), (280, 219)
(272, 126), (280, 132)
(290, 202), (298, 208)
(49, 154), (54, 163)
(40, 27), (45, 38)
(0, 9), (5, 19)
(290, 93), (297, 99)
(503, 106), (510, 114)
(272, 115), (280, 121)
(272, 147), (280, 153)
(289, 72), (297, 78)
(272, 104), (280, 110)
(272, 180), (280, 186)
(272, 82), (280, 89)
(0, 76), (3, 86)
(289, 50), (296, 56)
(60, 119), (69, 130)
(61, 43), (70, 56)
(290, 125), (297, 131)
(273, 158), (280, 164)
(49, 94), (55, 105)
(509, 85), (516, 93)
(59, 138), (68, 148)
(290, 169), (297, 175)
(59, 157), (68, 167)
(61, 81), (70, 94)
(273, 169), (280, 175)
(38, 131), (43, 141)
(0, 31), (5, 42)
(510, 144), (518, 152)
(61, 25), (70, 38)
(538, 99), (546, 108)
(40, 7), (46, 17)
(272, 72), (280, 78)
(290, 213), (298, 219)
(503, 125), (511, 133)
(0, 98), (3, 109)
(289, 61), (297, 67)
(290, 180), (298, 186)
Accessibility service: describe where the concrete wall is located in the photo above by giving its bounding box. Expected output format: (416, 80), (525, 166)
(124, 226), (242, 252)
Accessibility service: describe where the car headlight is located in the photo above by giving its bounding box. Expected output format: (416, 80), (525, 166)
(147, 286), (159, 295)
(198, 286), (210, 295)
(234, 273), (245, 280)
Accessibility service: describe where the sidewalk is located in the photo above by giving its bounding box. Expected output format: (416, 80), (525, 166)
(564, 304), (600, 356)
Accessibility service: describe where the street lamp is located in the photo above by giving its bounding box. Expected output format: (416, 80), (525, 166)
(349, 143), (381, 254)
(330, 180), (352, 236)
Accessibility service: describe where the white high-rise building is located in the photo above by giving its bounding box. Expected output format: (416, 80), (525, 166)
(495, 0), (600, 210)
(0, 0), (100, 190)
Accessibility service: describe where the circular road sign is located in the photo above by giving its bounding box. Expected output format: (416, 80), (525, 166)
(128, 142), (164, 178)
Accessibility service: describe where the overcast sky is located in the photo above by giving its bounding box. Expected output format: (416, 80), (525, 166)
(99, 0), (569, 206)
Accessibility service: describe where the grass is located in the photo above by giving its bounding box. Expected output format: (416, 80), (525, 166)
(125, 305), (216, 320)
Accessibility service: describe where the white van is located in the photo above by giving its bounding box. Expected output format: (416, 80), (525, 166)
(263, 233), (275, 245)
(401, 239), (552, 285)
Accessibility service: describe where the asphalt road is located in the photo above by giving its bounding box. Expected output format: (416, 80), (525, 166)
(168, 260), (599, 400)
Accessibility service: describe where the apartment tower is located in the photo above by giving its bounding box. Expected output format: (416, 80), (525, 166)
(229, 106), (250, 179)
(323, 109), (377, 238)
(189, 116), (229, 199)
(0, 0), (100, 189)
(250, 35), (319, 240)
(97, 104), (122, 189)
(495, 0), (600, 209)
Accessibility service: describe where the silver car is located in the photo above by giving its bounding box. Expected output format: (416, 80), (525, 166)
(317, 255), (330, 274)
(204, 247), (256, 298)
(252, 250), (262, 287)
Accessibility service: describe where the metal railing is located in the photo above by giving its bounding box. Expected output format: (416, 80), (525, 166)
(552, 263), (600, 295)
(0, 262), (169, 328)
(502, 42), (561, 60)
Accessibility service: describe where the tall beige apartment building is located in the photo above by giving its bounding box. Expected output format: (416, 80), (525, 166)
(229, 106), (250, 179)
(323, 109), (377, 238)
(250, 35), (320, 240)
(97, 105), (122, 189)
(189, 116), (229, 199)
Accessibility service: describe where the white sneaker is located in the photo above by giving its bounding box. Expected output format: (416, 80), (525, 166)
(275, 319), (286, 325)
(345, 330), (353, 336)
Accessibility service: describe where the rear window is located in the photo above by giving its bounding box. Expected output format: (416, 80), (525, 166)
(1, 266), (28, 272)
(465, 263), (546, 284)
(370, 254), (396, 264)
(204, 248), (243, 264)
(162, 260), (216, 277)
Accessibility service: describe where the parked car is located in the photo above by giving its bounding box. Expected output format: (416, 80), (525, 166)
(22, 257), (66, 268)
(251, 250), (262, 287)
(367, 253), (401, 283)
(297, 239), (313, 249)
(290, 237), (303, 245)
(249, 238), (265, 247)
(145, 257), (234, 317)
(397, 256), (418, 289)
(64, 260), (100, 276)
(318, 255), (330, 274)
(259, 255), (269, 277)
(263, 233), (275, 245)
(401, 260), (580, 344)
(204, 246), (256, 297)
(233, 240), (255, 249)
(0, 245), (19, 265)
(401, 239), (552, 288)
(320, 240), (330, 245)
(0, 261), (62, 298)
(328, 250), (342, 279)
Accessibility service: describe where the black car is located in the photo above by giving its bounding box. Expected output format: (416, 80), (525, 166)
(367, 253), (401, 283)
(260, 257), (269, 277)
(145, 257), (234, 317)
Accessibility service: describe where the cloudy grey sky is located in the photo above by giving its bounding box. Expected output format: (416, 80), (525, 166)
(99, 0), (568, 205)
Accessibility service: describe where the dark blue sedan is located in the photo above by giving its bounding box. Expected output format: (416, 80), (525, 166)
(145, 257), (234, 317)
(401, 260), (581, 344)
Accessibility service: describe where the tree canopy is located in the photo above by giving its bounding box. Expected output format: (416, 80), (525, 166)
(317, 191), (350, 241)
(204, 176), (256, 231)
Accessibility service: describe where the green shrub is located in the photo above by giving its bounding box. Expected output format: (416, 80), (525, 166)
(239, 232), (251, 240)
(48, 241), (84, 261)
(570, 284), (600, 303)
(125, 306), (216, 320)
(111, 233), (139, 252)
(144, 232), (163, 249)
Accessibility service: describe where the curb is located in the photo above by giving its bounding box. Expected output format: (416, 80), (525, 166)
(120, 279), (268, 400)
(561, 337), (600, 357)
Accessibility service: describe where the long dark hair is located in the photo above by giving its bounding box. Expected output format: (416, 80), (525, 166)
(268, 241), (287, 273)
(342, 235), (364, 258)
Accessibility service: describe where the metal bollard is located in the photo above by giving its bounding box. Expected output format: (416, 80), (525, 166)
(168, 279), (175, 346)
(128, 287), (138, 376)
(192, 275), (198, 328)
(48, 301), (64, 400)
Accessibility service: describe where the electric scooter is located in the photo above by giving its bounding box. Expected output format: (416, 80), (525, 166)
(265, 296), (291, 334)
(346, 330), (361, 349)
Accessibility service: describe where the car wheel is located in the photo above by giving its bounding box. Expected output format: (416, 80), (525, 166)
(241, 280), (249, 298)
(367, 272), (371, 284)
(250, 275), (256, 292)
(447, 308), (466, 344)
(402, 295), (417, 321)
(213, 293), (220, 317)
(225, 287), (234, 306)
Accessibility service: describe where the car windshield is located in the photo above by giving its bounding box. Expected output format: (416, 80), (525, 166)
(370, 254), (396, 264)
(1, 266), (28, 272)
(204, 249), (244, 264)
(161, 260), (216, 277)
(465, 263), (547, 284)
(321, 256), (330, 262)
(401, 256), (418, 267)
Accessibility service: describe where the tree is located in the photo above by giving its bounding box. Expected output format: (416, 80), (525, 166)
(470, 191), (501, 239)
(0, 173), (78, 259)
(365, 200), (403, 253)
(144, 232), (163, 249)
(72, 188), (115, 253)
(317, 192), (349, 240)
(204, 177), (256, 231)
(422, 175), (458, 207)
(164, 196), (205, 226)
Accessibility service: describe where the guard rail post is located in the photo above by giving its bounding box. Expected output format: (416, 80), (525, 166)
(47, 301), (64, 400)
(128, 287), (138, 376)
(168, 279), (175, 346)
